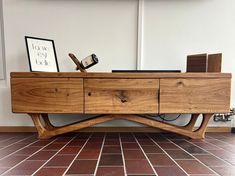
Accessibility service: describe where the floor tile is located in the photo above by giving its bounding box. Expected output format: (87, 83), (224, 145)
(137, 140), (155, 145)
(211, 166), (235, 176)
(177, 144), (208, 154)
(77, 149), (100, 159)
(57, 146), (81, 155)
(141, 145), (164, 153)
(165, 149), (193, 159)
(121, 138), (136, 142)
(27, 150), (56, 160)
(194, 154), (229, 167)
(124, 150), (145, 159)
(84, 142), (103, 149)
(43, 143), (65, 151)
(66, 160), (97, 174)
(0, 149), (15, 159)
(3, 143), (27, 151)
(177, 159), (215, 174)
(29, 140), (51, 147)
(3, 160), (45, 175)
(67, 139), (87, 146)
(0, 132), (235, 175)
(0, 167), (10, 175)
(147, 153), (176, 166)
(191, 142), (221, 150)
(104, 140), (120, 145)
(102, 146), (121, 153)
(34, 167), (66, 176)
(14, 146), (41, 155)
(125, 160), (154, 175)
(122, 142), (140, 149)
(45, 155), (75, 167)
(157, 142), (180, 149)
(0, 155), (28, 167)
(96, 166), (124, 176)
(99, 154), (123, 166)
(154, 166), (187, 176)
(208, 149), (235, 160)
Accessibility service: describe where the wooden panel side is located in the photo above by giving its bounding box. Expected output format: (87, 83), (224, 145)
(11, 78), (84, 113)
(207, 53), (222, 72)
(160, 78), (231, 113)
(186, 53), (207, 72)
(84, 79), (159, 114)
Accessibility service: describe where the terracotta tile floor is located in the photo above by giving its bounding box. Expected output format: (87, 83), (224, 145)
(0, 132), (235, 176)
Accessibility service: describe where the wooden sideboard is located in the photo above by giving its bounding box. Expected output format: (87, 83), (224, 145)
(10, 72), (231, 139)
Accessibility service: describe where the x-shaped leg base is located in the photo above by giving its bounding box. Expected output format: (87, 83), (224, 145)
(29, 113), (213, 139)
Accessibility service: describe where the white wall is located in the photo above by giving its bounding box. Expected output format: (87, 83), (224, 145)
(0, 0), (4, 80)
(0, 0), (234, 127)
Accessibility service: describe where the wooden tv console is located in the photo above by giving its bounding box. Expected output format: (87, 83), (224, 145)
(10, 72), (231, 139)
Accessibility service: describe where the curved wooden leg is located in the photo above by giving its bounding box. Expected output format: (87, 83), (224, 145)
(41, 114), (55, 130)
(30, 114), (114, 139)
(194, 114), (213, 138)
(29, 113), (48, 139)
(183, 114), (200, 131)
(117, 114), (213, 139)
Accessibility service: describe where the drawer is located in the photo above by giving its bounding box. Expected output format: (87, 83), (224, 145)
(11, 78), (83, 113)
(160, 78), (231, 113)
(84, 79), (159, 114)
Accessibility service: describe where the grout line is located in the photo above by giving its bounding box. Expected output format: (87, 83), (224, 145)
(32, 135), (79, 176)
(205, 138), (235, 148)
(205, 138), (231, 146)
(0, 137), (39, 161)
(148, 134), (189, 176)
(0, 134), (35, 151)
(185, 139), (235, 167)
(62, 133), (93, 176)
(167, 138), (220, 176)
(119, 133), (127, 176)
(0, 136), (59, 176)
(133, 133), (158, 176)
(0, 135), (17, 143)
(93, 133), (106, 175)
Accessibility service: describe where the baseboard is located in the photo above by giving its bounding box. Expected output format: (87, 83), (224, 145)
(0, 126), (232, 133)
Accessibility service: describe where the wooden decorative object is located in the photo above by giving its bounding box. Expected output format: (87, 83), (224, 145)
(186, 53), (207, 72)
(10, 72), (232, 139)
(68, 53), (87, 72)
(207, 53), (222, 72)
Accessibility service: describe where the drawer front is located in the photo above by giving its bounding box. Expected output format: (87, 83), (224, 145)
(160, 78), (231, 113)
(11, 78), (83, 113)
(84, 79), (159, 114)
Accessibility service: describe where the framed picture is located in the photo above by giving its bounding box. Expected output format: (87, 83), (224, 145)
(25, 36), (59, 72)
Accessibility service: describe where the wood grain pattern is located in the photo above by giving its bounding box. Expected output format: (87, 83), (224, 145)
(10, 72), (231, 79)
(160, 78), (231, 113)
(119, 114), (213, 139)
(11, 78), (84, 113)
(10, 72), (232, 139)
(208, 53), (222, 72)
(30, 114), (114, 139)
(84, 79), (159, 114)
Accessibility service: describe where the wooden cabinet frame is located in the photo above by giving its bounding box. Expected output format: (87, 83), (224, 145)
(10, 72), (231, 139)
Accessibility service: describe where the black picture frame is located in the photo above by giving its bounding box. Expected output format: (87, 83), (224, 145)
(25, 36), (59, 72)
